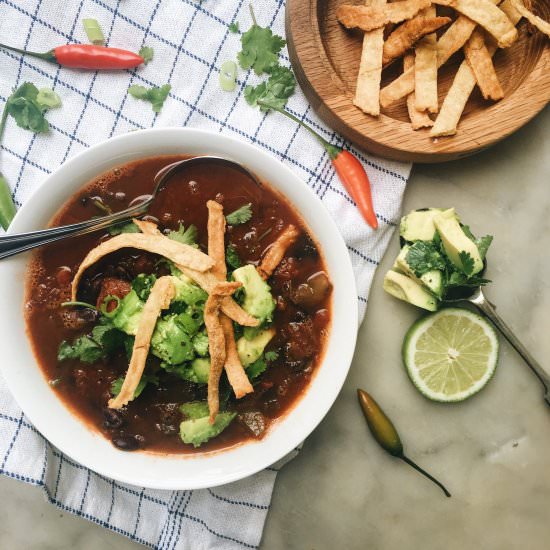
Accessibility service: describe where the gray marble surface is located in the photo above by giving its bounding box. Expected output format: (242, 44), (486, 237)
(1, 107), (549, 549)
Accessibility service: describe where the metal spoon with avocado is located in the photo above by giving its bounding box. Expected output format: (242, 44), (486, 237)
(385, 208), (550, 407)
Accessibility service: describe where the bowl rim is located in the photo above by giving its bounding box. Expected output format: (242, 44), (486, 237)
(0, 127), (358, 489)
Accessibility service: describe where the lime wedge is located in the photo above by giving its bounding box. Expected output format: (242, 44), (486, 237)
(402, 308), (499, 402)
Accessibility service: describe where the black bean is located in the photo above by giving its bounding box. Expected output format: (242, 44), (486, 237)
(112, 435), (140, 451)
(103, 408), (124, 429)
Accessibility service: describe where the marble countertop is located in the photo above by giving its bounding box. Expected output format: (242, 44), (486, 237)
(1, 107), (549, 549)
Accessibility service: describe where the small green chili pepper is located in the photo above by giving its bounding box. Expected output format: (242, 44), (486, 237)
(357, 389), (451, 498)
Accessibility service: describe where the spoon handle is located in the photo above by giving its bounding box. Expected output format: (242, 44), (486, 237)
(469, 288), (550, 407)
(0, 203), (148, 260)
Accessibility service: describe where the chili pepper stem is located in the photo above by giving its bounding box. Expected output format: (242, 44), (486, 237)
(257, 101), (341, 158)
(0, 43), (55, 63)
(400, 455), (452, 498)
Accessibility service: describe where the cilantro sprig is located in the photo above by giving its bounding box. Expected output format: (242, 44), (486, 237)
(237, 6), (285, 75)
(167, 223), (199, 246)
(244, 65), (295, 111)
(128, 83), (171, 113)
(226, 203), (252, 225)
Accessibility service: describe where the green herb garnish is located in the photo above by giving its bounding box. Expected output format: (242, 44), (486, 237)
(406, 241), (447, 278)
(228, 21), (240, 33)
(225, 243), (241, 270)
(226, 203), (252, 225)
(111, 374), (159, 399)
(108, 221), (140, 235)
(139, 46), (154, 65)
(237, 6), (285, 75)
(128, 84), (171, 113)
(265, 350), (279, 362)
(244, 65), (295, 111)
(167, 223), (198, 246)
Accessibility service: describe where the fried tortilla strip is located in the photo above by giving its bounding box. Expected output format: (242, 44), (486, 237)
(404, 54), (434, 129)
(354, 0), (386, 116)
(510, 0), (550, 37)
(380, 4), (500, 108)
(71, 233), (213, 299)
(433, 0), (518, 47)
(132, 218), (160, 235)
(414, 6), (439, 113)
(464, 28), (504, 100)
(257, 225), (300, 280)
(108, 276), (175, 409)
(382, 15), (451, 66)
(337, 0), (431, 32)
(206, 200), (253, 398)
(204, 293), (226, 423)
(431, 0), (521, 136)
(206, 200), (227, 280)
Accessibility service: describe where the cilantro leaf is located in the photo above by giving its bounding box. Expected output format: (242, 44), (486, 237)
(111, 374), (159, 399)
(475, 235), (493, 260)
(128, 83), (171, 113)
(228, 21), (239, 33)
(6, 82), (55, 134)
(58, 337), (103, 363)
(226, 243), (242, 270)
(58, 321), (125, 363)
(237, 24), (285, 75)
(108, 221), (140, 236)
(36, 88), (61, 109)
(460, 224), (493, 260)
(247, 357), (267, 379)
(265, 350), (279, 362)
(132, 273), (157, 301)
(406, 241), (446, 277)
(139, 46), (154, 65)
(458, 251), (475, 275)
(226, 203), (252, 225)
(167, 223), (198, 246)
(244, 65), (295, 111)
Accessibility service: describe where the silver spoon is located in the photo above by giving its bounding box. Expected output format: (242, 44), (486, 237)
(0, 156), (261, 260)
(445, 287), (550, 407)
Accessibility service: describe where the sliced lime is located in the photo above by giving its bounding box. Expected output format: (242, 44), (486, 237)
(402, 308), (499, 402)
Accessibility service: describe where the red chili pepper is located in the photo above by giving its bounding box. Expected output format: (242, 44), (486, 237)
(257, 101), (378, 229)
(0, 43), (144, 70)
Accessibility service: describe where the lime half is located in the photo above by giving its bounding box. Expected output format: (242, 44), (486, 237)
(403, 308), (499, 402)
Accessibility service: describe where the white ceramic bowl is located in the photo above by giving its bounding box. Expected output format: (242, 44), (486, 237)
(0, 128), (358, 489)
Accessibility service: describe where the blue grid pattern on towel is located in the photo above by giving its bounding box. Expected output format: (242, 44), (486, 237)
(0, 0), (410, 548)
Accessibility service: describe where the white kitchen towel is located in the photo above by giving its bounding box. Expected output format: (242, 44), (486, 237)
(0, 0), (411, 548)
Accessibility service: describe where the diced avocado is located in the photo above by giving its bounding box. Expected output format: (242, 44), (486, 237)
(179, 412), (236, 448)
(192, 331), (209, 356)
(237, 328), (275, 366)
(191, 358), (210, 383)
(111, 290), (144, 336)
(400, 209), (447, 242)
(395, 246), (443, 298)
(162, 358), (210, 384)
(172, 275), (208, 306)
(383, 270), (438, 311)
(433, 208), (483, 275)
(180, 401), (210, 419)
(151, 314), (195, 365)
(232, 264), (275, 324)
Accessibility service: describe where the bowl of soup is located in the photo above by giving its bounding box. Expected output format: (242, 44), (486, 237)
(0, 128), (358, 489)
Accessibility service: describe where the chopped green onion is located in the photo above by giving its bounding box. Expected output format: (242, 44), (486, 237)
(83, 18), (105, 45)
(61, 301), (97, 310)
(100, 295), (121, 317)
(36, 88), (62, 109)
(219, 60), (238, 92)
(0, 172), (16, 230)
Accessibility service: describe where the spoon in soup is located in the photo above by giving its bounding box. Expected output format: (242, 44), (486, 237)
(0, 156), (262, 260)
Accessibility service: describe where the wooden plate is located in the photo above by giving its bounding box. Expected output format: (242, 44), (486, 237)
(286, 0), (550, 163)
